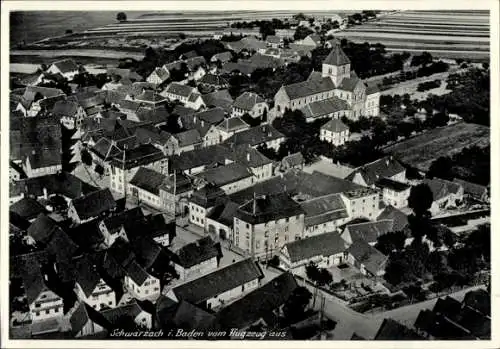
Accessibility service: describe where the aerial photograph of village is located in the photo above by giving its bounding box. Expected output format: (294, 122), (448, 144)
(6, 6), (491, 342)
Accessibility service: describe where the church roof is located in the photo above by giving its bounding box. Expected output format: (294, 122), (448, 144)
(323, 45), (350, 66)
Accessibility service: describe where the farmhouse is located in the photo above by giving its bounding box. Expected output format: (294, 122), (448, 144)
(46, 59), (81, 81)
(346, 239), (388, 277)
(195, 162), (255, 195)
(274, 43), (380, 119)
(225, 124), (285, 151)
(341, 219), (394, 246)
(16, 86), (66, 117)
(68, 188), (117, 224)
(453, 178), (489, 202)
(280, 232), (348, 272)
(166, 258), (263, 310)
(300, 193), (349, 236)
(346, 156), (406, 188)
(51, 99), (87, 129)
(232, 92), (268, 119)
(128, 167), (167, 209)
(423, 178), (464, 215)
(147, 67), (170, 86)
(22, 150), (62, 179)
(169, 236), (221, 280)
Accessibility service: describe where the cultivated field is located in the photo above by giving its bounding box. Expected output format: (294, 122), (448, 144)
(333, 10), (490, 60)
(383, 122), (490, 172)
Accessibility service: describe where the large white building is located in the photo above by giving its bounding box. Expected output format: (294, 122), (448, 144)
(274, 43), (380, 120)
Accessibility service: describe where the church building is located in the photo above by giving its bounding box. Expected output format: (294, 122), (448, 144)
(273, 43), (380, 120)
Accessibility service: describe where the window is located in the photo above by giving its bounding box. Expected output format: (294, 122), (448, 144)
(264, 231), (269, 237)
(36, 312), (40, 316)
(45, 310), (50, 314)
(54, 308), (59, 313)
(285, 218), (289, 223)
(108, 301), (113, 305)
(246, 223), (250, 229)
(154, 287), (159, 291)
(145, 290), (149, 295)
(35, 303), (40, 308)
(285, 226), (289, 232)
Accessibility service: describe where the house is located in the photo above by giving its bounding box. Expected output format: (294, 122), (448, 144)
(51, 99), (87, 130)
(377, 205), (409, 232)
(280, 152), (305, 172)
(225, 124), (285, 151)
(68, 188), (117, 224)
(300, 193), (349, 236)
(221, 61), (257, 77)
(341, 187), (381, 220)
(166, 258), (264, 310)
(68, 302), (104, 338)
(46, 59), (81, 80)
(10, 197), (46, 222)
(206, 200), (240, 241)
(170, 144), (229, 176)
(195, 162), (255, 195)
(21, 262), (64, 323)
(188, 185), (227, 228)
(453, 178), (489, 202)
(142, 214), (177, 247)
(232, 92), (268, 119)
(414, 309), (479, 340)
(266, 35), (283, 48)
(23, 150), (62, 179)
(146, 67), (170, 86)
(156, 298), (217, 333)
(99, 207), (145, 247)
(159, 172), (194, 216)
(300, 95), (351, 122)
(73, 254), (116, 311)
(100, 301), (153, 330)
(211, 51), (233, 63)
(213, 32), (224, 40)
(124, 260), (161, 301)
(201, 89), (234, 113)
(299, 34), (321, 47)
(198, 74), (229, 90)
(273, 43), (380, 119)
(320, 118), (349, 146)
(162, 82), (200, 105)
(169, 236), (221, 280)
(346, 156), (406, 188)
(233, 193), (305, 258)
(167, 129), (202, 154)
(375, 177), (411, 209)
(108, 144), (168, 195)
(341, 219), (394, 245)
(216, 117), (250, 141)
(280, 232), (348, 272)
(226, 144), (274, 182)
(346, 239), (388, 277)
(374, 318), (424, 340)
(423, 178), (464, 215)
(129, 167), (167, 209)
(216, 272), (298, 331)
(180, 107), (226, 147)
(16, 86), (66, 117)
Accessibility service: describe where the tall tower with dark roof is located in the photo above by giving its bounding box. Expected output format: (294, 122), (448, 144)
(321, 43), (351, 87)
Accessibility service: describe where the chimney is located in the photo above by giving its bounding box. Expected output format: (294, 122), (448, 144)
(43, 187), (48, 200)
(253, 191), (257, 215)
(201, 120), (205, 128)
(247, 152), (250, 162)
(194, 115), (197, 123)
(32, 149), (36, 155)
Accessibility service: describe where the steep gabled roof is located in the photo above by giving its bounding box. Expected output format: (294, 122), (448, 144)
(165, 83), (196, 98)
(225, 124), (284, 147)
(347, 240), (387, 275)
(323, 45), (350, 66)
(301, 97), (350, 119)
(423, 178), (463, 201)
(345, 220), (394, 244)
(171, 259), (263, 305)
(129, 167), (167, 195)
(197, 162), (253, 187)
(284, 232), (348, 263)
(282, 77), (335, 100)
(70, 189), (116, 220)
(10, 197), (46, 221)
(27, 213), (59, 244)
(217, 272), (298, 329)
(170, 236), (221, 268)
(321, 118), (349, 133)
(346, 156), (406, 186)
(174, 129), (202, 148)
(377, 205), (409, 232)
(74, 254), (102, 297)
(50, 59), (79, 74)
(236, 193), (304, 225)
(233, 92), (265, 111)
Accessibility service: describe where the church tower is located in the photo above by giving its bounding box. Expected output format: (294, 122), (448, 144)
(322, 42), (351, 87)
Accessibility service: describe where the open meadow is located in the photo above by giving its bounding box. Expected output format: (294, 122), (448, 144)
(383, 122), (490, 172)
(332, 10), (489, 61)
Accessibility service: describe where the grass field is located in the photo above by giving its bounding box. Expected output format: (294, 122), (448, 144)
(383, 122), (490, 172)
(333, 10), (490, 60)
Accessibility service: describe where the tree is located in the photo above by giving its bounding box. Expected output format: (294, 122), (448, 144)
(65, 29), (73, 34)
(81, 148), (92, 166)
(259, 22), (276, 40)
(305, 263), (332, 286)
(293, 13), (307, 21)
(95, 164), (105, 176)
(116, 12), (127, 22)
(426, 156), (453, 180)
(49, 195), (68, 212)
(282, 286), (312, 324)
(294, 26), (314, 41)
(375, 231), (406, 255)
(408, 183), (433, 218)
(179, 33), (186, 40)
